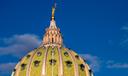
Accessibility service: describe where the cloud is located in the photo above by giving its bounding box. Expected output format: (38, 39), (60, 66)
(120, 38), (128, 49)
(0, 34), (41, 57)
(121, 26), (128, 31)
(120, 26), (128, 49)
(0, 34), (42, 76)
(80, 54), (101, 72)
(0, 62), (16, 76)
(107, 60), (128, 69)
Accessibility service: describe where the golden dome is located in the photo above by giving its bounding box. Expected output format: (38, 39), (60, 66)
(11, 4), (93, 76)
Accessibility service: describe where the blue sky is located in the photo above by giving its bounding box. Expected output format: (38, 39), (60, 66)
(0, 0), (128, 76)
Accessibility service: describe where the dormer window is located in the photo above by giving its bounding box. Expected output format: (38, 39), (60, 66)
(79, 64), (85, 71)
(89, 69), (93, 76)
(49, 59), (56, 65)
(64, 52), (69, 57)
(13, 69), (16, 72)
(34, 60), (40, 67)
(26, 54), (31, 58)
(83, 58), (86, 63)
(65, 60), (72, 67)
(37, 51), (42, 56)
(75, 55), (79, 59)
(21, 63), (27, 70)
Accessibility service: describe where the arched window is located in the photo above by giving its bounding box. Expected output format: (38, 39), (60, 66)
(52, 38), (54, 43)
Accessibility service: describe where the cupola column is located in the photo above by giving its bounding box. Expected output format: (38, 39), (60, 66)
(40, 5), (63, 48)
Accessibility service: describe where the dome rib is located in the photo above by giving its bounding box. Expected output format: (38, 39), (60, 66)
(26, 50), (38, 76)
(14, 62), (20, 76)
(66, 49), (79, 76)
(41, 47), (48, 76)
(18, 51), (35, 76)
(71, 51), (88, 76)
(79, 55), (90, 76)
(31, 48), (45, 76)
(58, 48), (64, 76)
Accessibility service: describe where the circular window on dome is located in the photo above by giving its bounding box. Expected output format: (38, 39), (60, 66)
(13, 69), (16, 72)
(26, 54), (31, 58)
(49, 59), (56, 65)
(65, 60), (72, 67)
(13, 68), (16, 74)
(75, 55), (79, 59)
(64, 52), (69, 57)
(34, 60), (40, 67)
(21, 63), (27, 70)
(37, 51), (42, 56)
(79, 64), (85, 71)
(82, 58), (86, 63)
(89, 69), (93, 75)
